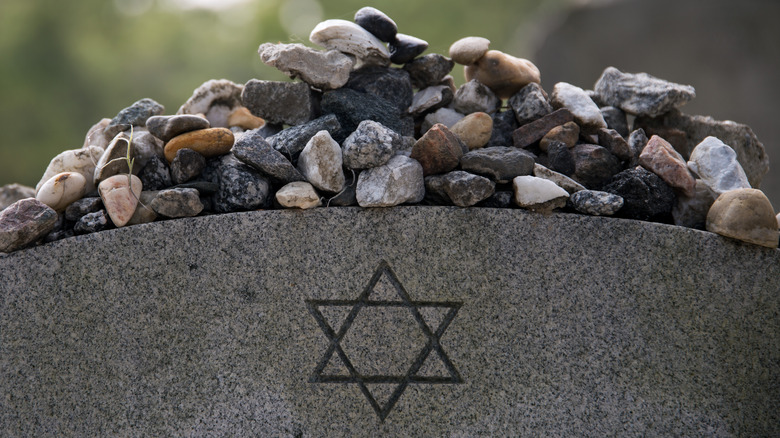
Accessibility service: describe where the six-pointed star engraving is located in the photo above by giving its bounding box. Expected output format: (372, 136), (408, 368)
(306, 260), (463, 421)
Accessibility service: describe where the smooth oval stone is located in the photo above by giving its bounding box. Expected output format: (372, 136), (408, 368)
(389, 33), (429, 65)
(464, 50), (541, 99)
(146, 114), (210, 143)
(354, 6), (397, 42)
(540, 121), (579, 152)
(706, 188), (778, 248)
(36, 172), (87, 212)
(310, 19), (390, 65)
(35, 146), (104, 194)
(98, 174), (143, 228)
(449, 36), (490, 65)
(275, 181), (322, 210)
(450, 112), (493, 150)
(163, 128), (234, 163)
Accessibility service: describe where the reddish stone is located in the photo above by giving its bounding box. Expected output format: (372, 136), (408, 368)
(0, 198), (58, 253)
(512, 108), (574, 149)
(639, 135), (696, 197)
(410, 124), (466, 176)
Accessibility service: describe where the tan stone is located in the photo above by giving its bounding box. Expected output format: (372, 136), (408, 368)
(449, 36), (490, 65)
(464, 50), (541, 99)
(639, 135), (696, 197)
(540, 121), (579, 152)
(163, 128), (234, 163)
(36, 146), (104, 194)
(228, 107), (265, 130)
(36, 172), (87, 212)
(98, 174), (143, 228)
(450, 112), (493, 150)
(706, 188), (778, 248)
(275, 182), (322, 210)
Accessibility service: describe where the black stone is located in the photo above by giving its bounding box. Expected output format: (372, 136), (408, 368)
(242, 80), (320, 126)
(170, 148), (206, 185)
(321, 88), (414, 141)
(104, 98), (165, 140)
(477, 191), (514, 208)
(389, 33), (429, 65)
(233, 128), (305, 184)
(354, 6), (397, 42)
(138, 155), (172, 191)
(145, 114), (210, 143)
(602, 166), (676, 222)
(424, 171), (495, 207)
(73, 210), (113, 235)
(486, 111), (519, 147)
(460, 146), (536, 182)
(326, 171), (358, 207)
(212, 155), (271, 213)
(344, 66), (413, 114)
(546, 141), (576, 176)
(403, 54), (455, 89)
(64, 197), (103, 222)
(600, 106), (629, 137)
(571, 144), (622, 188)
(44, 229), (74, 244)
(266, 114), (341, 161)
(627, 128), (649, 167)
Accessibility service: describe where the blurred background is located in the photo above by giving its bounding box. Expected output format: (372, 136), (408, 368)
(1, 0), (778, 207)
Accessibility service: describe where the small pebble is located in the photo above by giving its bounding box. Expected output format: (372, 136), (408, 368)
(687, 136), (751, 196)
(512, 175), (569, 212)
(449, 36), (490, 65)
(354, 7), (397, 43)
(706, 188), (778, 248)
(176, 79), (243, 128)
(451, 80), (501, 115)
(389, 33), (429, 65)
(509, 82), (552, 126)
(163, 128), (234, 163)
(98, 174), (143, 227)
(73, 209), (112, 235)
(450, 112), (493, 150)
(170, 148), (207, 185)
(36, 172), (87, 212)
(551, 82), (607, 135)
(0, 198), (58, 253)
(540, 121), (579, 152)
(275, 181), (322, 210)
(460, 146), (535, 183)
(410, 124), (466, 176)
(639, 135), (696, 197)
(356, 155), (425, 207)
(310, 19), (390, 65)
(297, 130), (345, 193)
(150, 188), (204, 218)
(424, 170), (495, 207)
(464, 50), (540, 99)
(570, 190), (624, 216)
(403, 54), (455, 89)
(146, 114), (210, 143)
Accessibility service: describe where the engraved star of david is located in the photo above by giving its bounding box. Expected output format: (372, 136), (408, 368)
(305, 260), (463, 421)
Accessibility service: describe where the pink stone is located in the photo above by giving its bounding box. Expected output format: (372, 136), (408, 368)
(98, 174), (143, 227)
(639, 135), (696, 197)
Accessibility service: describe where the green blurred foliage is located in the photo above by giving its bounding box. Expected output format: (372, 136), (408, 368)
(0, 0), (565, 188)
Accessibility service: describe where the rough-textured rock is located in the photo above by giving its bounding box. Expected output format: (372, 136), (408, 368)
(82, 118), (111, 149)
(98, 174), (143, 227)
(345, 66), (414, 114)
(464, 50), (541, 99)
(212, 155), (270, 213)
(232, 128), (304, 184)
(65, 197), (103, 222)
(672, 179), (716, 230)
(449, 36), (491, 65)
(297, 130), (345, 193)
(126, 191), (159, 226)
(687, 136), (751, 196)
(266, 114), (341, 161)
(354, 6), (397, 42)
(275, 181), (322, 210)
(176, 79), (244, 128)
(128, 130), (165, 172)
(137, 155), (172, 191)
(242, 80), (319, 126)
(639, 135), (696, 197)
(508, 82), (552, 126)
(476, 190), (514, 208)
(533, 163), (587, 194)
(104, 98), (165, 140)
(706, 188), (778, 248)
(0, 184), (35, 211)
(146, 114), (210, 143)
(421, 108), (465, 133)
(407, 85), (453, 116)
(35, 146), (103, 194)
(570, 190), (624, 216)
(627, 128), (649, 168)
(356, 155), (424, 207)
(36, 172), (87, 212)
(450, 112), (493, 150)
(227, 107), (264, 130)
(163, 128), (234, 163)
(600, 106), (629, 138)
(150, 188), (203, 218)
(403, 54), (455, 89)
(424, 171), (495, 207)
(342, 120), (402, 170)
(551, 82), (607, 135)
(512, 108), (574, 149)
(309, 19), (390, 65)
(602, 167), (676, 222)
(594, 67), (696, 117)
(170, 148), (206, 185)
(634, 109), (768, 188)
(410, 124), (466, 176)
(571, 144), (621, 188)
(0, 198), (58, 252)
(540, 121), (579, 152)
(73, 209), (112, 235)
(597, 128), (632, 162)
(322, 88), (413, 140)
(388, 33), (429, 65)
(487, 111), (518, 147)
(460, 146), (536, 183)
(547, 141), (576, 176)
(451, 80), (501, 115)
(512, 175), (569, 211)
(258, 42), (354, 91)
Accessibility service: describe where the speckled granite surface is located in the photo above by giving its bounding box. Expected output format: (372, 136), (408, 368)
(1, 207), (778, 436)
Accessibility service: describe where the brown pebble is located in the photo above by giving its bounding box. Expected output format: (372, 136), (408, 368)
(410, 124), (466, 176)
(540, 121), (579, 152)
(706, 188), (779, 248)
(512, 108), (574, 149)
(163, 128), (234, 162)
(464, 50), (540, 99)
(450, 112), (493, 150)
(228, 107), (265, 130)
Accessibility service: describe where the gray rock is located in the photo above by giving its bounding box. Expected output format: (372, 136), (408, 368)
(569, 190), (624, 216)
(0, 198), (58, 253)
(213, 155), (271, 213)
(672, 179), (716, 230)
(424, 171), (495, 207)
(354, 6), (397, 42)
(600, 106), (628, 137)
(546, 141), (576, 176)
(571, 144), (622, 189)
(171, 181), (220, 195)
(65, 197), (103, 222)
(486, 111), (518, 147)
(512, 108), (574, 149)
(309, 19), (390, 66)
(297, 131), (345, 193)
(150, 188), (204, 218)
(129, 130), (165, 172)
(533, 163), (587, 194)
(258, 42), (354, 91)
(597, 128), (632, 162)
(73, 209), (112, 235)
(232, 128), (304, 184)
(508, 82), (553, 125)
(94, 133), (132, 184)
(138, 155), (172, 191)
(356, 155), (424, 207)
(170, 148), (206, 185)
(403, 54), (455, 89)
(687, 136), (751, 195)
(407, 85), (453, 116)
(627, 128), (649, 168)
(43, 229), (74, 244)
(242, 80), (319, 126)
(342, 121), (402, 170)
(594, 66), (696, 117)
(266, 114), (341, 161)
(176, 79), (244, 128)
(602, 166), (676, 222)
(389, 33), (428, 65)
(451, 80), (501, 115)
(321, 88), (414, 140)
(344, 66), (414, 114)
(145, 115), (210, 143)
(421, 107), (465, 133)
(104, 98), (165, 140)
(0, 184), (35, 211)
(550, 82), (607, 135)
(460, 146), (535, 183)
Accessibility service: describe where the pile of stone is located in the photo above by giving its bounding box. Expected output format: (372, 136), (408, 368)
(1, 6), (778, 253)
